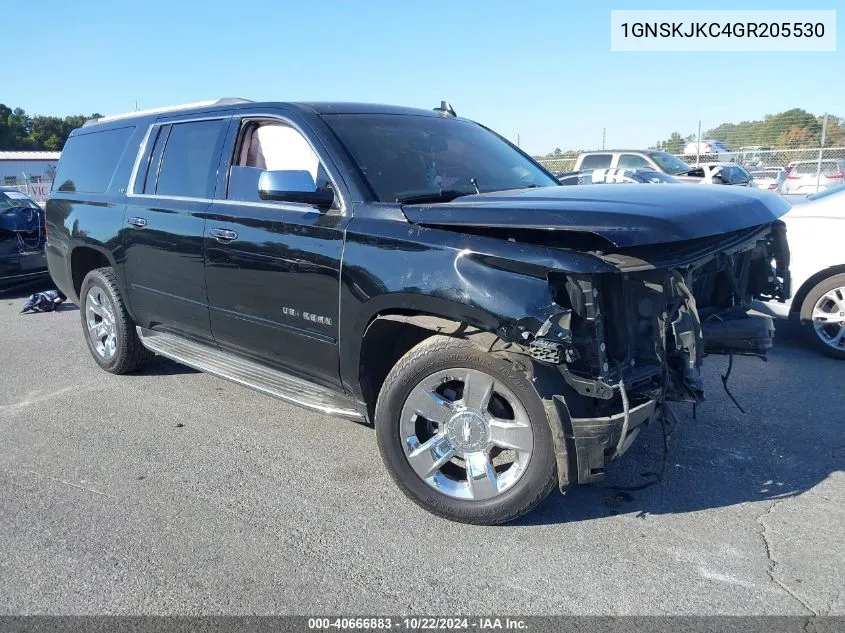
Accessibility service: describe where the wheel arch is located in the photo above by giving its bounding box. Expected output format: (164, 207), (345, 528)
(354, 304), (574, 491)
(69, 245), (116, 303)
(356, 308), (501, 423)
(792, 265), (845, 321)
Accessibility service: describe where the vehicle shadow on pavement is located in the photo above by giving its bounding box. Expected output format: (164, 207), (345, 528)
(515, 323), (845, 526)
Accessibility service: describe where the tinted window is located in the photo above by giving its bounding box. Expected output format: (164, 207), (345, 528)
(134, 125), (170, 195)
(579, 154), (612, 170)
(54, 126), (135, 193)
(617, 154), (651, 169)
(324, 114), (558, 202)
(155, 120), (227, 198)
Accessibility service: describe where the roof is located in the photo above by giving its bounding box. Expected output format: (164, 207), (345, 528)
(83, 98), (252, 126)
(295, 102), (446, 117)
(578, 149), (670, 154)
(0, 151), (61, 161)
(81, 98), (453, 130)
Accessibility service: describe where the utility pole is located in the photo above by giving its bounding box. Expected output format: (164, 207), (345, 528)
(696, 120), (702, 165)
(815, 113), (828, 193)
(517, 133), (520, 148)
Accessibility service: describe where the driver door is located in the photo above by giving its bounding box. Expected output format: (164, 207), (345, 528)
(203, 111), (351, 389)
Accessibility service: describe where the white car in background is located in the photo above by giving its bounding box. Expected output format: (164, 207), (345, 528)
(755, 184), (845, 358)
(782, 159), (845, 194)
(749, 167), (786, 192)
(683, 139), (729, 155)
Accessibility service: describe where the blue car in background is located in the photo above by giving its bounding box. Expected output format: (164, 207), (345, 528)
(0, 187), (48, 290)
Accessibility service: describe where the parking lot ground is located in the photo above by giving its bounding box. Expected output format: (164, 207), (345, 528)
(1, 285), (843, 615)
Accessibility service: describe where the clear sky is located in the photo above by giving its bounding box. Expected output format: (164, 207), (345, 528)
(11, 0), (843, 155)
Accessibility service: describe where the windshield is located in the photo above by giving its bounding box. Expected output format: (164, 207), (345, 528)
(648, 151), (691, 175)
(0, 190), (40, 211)
(323, 114), (559, 202)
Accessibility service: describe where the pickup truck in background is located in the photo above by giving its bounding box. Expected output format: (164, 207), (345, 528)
(45, 99), (791, 524)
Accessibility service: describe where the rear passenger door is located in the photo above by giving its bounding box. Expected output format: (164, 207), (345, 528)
(122, 115), (230, 343)
(203, 110), (351, 389)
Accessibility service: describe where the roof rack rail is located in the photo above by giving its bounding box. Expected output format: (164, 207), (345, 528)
(82, 98), (253, 126)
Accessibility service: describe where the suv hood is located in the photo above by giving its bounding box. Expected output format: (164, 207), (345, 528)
(401, 185), (790, 248)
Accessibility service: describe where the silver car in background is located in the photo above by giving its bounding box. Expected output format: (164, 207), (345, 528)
(749, 167), (786, 192)
(782, 159), (845, 194)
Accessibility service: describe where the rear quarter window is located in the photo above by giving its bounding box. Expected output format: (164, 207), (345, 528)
(54, 126), (135, 193)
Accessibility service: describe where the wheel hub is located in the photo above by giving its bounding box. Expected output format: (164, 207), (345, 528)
(444, 409), (490, 454)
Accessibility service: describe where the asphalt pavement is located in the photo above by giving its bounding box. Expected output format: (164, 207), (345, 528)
(1, 284), (843, 615)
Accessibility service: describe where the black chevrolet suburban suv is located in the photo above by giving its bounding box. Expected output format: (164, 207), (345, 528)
(46, 98), (791, 524)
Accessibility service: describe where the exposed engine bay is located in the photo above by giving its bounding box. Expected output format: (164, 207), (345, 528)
(523, 221), (790, 484)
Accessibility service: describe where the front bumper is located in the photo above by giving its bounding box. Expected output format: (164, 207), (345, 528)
(570, 398), (658, 484)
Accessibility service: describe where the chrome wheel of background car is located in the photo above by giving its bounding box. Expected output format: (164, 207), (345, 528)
(812, 286), (845, 351)
(399, 368), (534, 501)
(85, 286), (118, 360)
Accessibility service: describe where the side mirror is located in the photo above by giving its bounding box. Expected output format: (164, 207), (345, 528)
(258, 170), (335, 209)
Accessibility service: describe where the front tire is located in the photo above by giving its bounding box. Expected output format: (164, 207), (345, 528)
(79, 267), (153, 374)
(801, 274), (845, 359)
(375, 335), (557, 525)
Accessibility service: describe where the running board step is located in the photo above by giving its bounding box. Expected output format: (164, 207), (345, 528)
(136, 328), (365, 421)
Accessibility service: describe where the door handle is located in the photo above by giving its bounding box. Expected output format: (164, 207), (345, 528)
(209, 228), (238, 243)
(127, 217), (147, 228)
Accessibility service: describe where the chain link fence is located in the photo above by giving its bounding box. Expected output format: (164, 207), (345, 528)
(535, 147), (845, 175)
(533, 110), (845, 189)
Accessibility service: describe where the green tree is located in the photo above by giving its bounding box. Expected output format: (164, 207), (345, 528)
(0, 104), (101, 150)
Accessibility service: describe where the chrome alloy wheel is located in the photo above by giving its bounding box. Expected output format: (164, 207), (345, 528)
(85, 286), (118, 360)
(399, 368), (534, 501)
(812, 285), (845, 351)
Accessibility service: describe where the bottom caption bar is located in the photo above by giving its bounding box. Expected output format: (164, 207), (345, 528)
(1, 616), (844, 633)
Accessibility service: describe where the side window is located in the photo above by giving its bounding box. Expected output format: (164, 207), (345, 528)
(54, 126), (135, 193)
(579, 154), (612, 170)
(134, 125), (170, 195)
(227, 120), (329, 203)
(153, 119), (227, 199)
(617, 154), (651, 169)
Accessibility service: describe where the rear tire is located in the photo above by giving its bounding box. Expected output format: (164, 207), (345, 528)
(801, 274), (845, 359)
(375, 335), (557, 525)
(79, 267), (153, 374)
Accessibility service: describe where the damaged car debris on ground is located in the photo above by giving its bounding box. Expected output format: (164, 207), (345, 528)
(44, 99), (791, 524)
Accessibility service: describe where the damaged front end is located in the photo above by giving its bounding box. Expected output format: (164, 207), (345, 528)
(525, 222), (790, 484)
(0, 203), (48, 287)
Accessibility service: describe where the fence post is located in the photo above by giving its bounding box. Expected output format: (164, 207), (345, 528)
(696, 120), (701, 166)
(815, 113), (828, 193)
